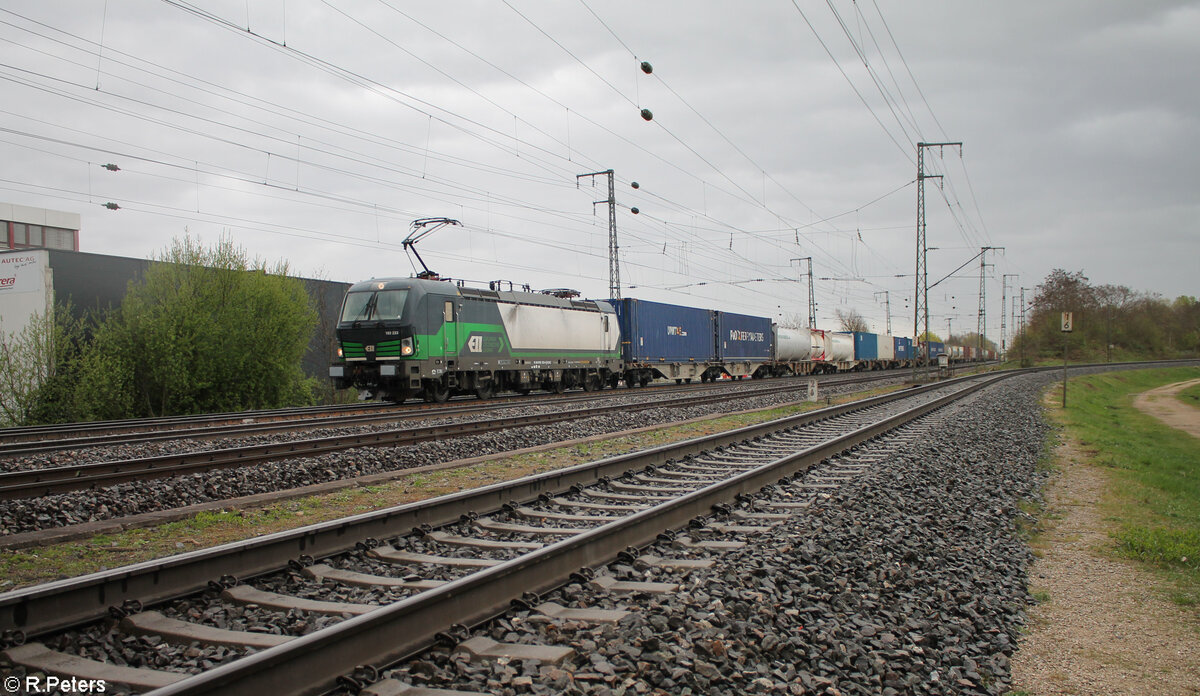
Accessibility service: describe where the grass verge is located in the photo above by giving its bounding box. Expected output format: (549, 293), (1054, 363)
(1047, 365), (1200, 607)
(0, 383), (902, 590)
(1178, 382), (1200, 409)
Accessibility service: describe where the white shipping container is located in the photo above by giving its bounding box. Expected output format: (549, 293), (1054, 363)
(877, 334), (895, 361)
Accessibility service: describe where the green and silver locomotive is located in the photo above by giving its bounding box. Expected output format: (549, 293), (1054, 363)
(329, 277), (621, 401)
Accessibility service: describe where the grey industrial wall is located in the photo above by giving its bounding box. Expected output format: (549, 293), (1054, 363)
(44, 250), (350, 380)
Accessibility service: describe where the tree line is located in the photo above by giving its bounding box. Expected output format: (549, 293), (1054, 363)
(1012, 269), (1199, 362)
(0, 237), (319, 426)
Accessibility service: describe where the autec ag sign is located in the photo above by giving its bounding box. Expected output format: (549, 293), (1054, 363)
(0, 253), (41, 294)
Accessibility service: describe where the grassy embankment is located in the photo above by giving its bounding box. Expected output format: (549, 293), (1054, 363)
(1050, 366), (1200, 606)
(0, 382), (903, 590)
(1178, 382), (1200, 408)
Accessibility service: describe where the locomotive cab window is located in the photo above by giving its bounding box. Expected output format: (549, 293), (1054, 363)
(603, 315), (609, 332)
(443, 301), (454, 322)
(340, 289), (408, 322)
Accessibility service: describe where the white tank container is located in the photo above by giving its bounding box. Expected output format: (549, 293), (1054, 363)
(773, 326), (814, 362)
(809, 329), (828, 360)
(828, 332), (854, 361)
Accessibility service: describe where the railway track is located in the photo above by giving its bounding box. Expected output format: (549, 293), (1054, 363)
(0, 371), (912, 501)
(0, 370), (929, 459)
(0, 370), (1007, 695)
(0, 401), (400, 449)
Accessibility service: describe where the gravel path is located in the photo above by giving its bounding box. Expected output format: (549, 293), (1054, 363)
(1133, 377), (1200, 440)
(1011, 407), (1200, 695)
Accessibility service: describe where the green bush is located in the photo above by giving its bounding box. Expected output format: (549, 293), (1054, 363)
(27, 235), (319, 421)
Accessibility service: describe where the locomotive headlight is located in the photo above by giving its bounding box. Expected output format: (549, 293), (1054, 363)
(337, 346), (344, 358)
(401, 337), (414, 356)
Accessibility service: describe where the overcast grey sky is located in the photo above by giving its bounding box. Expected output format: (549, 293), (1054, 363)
(1, 1), (1196, 340)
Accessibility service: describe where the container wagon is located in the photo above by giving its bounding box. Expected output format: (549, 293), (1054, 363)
(827, 332), (855, 371)
(849, 332), (878, 370)
(893, 336), (913, 367)
(717, 311), (773, 379)
(611, 297), (715, 386)
(918, 340), (946, 364)
(877, 333), (896, 368)
(770, 326), (827, 376)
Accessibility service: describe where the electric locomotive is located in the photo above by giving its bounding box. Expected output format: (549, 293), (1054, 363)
(329, 277), (621, 402)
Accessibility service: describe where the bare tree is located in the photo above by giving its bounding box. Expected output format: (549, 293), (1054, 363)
(835, 308), (869, 333)
(777, 312), (809, 330)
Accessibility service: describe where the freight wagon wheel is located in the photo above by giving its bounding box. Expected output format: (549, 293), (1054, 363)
(545, 380), (565, 394)
(639, 374), (652, 387)
(582, 375), (598, 392)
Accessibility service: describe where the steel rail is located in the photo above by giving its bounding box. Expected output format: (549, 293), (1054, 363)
(0, 373), (983, 638)
(0, 374), (898, 500)
(0, 370), (899, 457)
(149, 374), (1006, 696)
(0, 402), (398, 444)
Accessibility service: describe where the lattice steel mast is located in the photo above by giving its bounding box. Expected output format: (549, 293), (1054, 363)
(913, 141), (960, 381)
(577, 169), (620, 299)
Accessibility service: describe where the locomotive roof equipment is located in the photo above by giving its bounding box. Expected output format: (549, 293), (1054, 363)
(402, 217), (461, 281)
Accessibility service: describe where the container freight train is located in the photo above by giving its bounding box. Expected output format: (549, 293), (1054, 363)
(329, 276), (988, 401)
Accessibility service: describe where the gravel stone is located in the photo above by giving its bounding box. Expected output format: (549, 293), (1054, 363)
(0, 378), (903, 535)
(377, 371), (1063, 694)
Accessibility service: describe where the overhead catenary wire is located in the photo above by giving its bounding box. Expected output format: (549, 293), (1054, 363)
(0, 2), (993, 329)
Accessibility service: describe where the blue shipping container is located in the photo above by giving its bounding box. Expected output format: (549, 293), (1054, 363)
(851, 332), (879, 361)
(922, 341), (945, 358)
(893, 336), (912, 360)
(612, 298), (716, 363)
(716, 311), (772, 360)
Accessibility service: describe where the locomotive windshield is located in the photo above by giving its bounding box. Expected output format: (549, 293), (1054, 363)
(340, 289), (409, 322)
